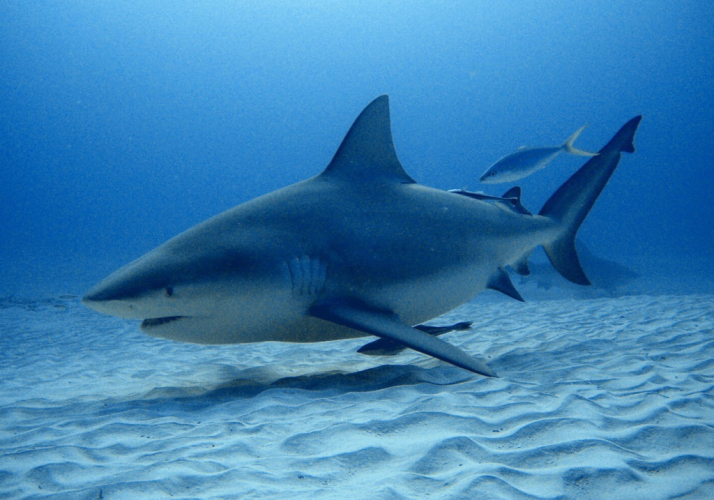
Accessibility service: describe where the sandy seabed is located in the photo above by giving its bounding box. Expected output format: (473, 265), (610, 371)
(1, 293), (713, 500)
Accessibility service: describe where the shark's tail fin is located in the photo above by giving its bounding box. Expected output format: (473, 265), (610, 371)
(563, 125), (598, 157)
(539, 116), (643, 285)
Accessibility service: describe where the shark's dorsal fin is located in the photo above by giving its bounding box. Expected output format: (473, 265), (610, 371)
(321, 95), (416, 184)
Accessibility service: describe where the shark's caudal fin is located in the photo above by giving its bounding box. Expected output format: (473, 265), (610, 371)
(562, 125), (598, 157)
(539, 116), (643, 285)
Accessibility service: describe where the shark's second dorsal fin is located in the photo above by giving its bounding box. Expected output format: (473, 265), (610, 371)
(501, 186), (532, 215)
(321, 95), (415, 184)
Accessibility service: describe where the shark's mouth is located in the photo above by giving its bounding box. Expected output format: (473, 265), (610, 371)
(141, 316), (186, 328)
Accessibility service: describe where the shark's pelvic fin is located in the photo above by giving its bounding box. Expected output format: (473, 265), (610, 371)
(320, 95), (415, 184)
(309, 300), (495, 377)
(487, 268), (525, 302)
(540, 116), (643, 285)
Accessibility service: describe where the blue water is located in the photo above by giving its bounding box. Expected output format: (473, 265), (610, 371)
(1, 5), (714, 499)
(2, 1), (713, 296)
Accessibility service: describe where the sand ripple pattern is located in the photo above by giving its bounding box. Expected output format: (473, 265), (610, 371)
(1, 294), (713, 499)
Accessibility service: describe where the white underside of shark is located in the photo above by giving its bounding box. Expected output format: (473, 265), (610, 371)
(83, 96), (641, 377)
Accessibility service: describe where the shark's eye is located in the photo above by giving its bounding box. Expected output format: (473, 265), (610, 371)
(165, 286), (174, 297)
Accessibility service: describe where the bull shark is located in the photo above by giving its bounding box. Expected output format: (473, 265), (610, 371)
(83, 96), (641, 377)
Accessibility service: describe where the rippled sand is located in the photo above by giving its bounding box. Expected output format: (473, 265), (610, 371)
(1, 294), (713, 499)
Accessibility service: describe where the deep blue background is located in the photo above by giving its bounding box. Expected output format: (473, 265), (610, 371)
(1, 1), (712, 295)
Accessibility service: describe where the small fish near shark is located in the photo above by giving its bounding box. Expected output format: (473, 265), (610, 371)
(83, 96), (642, 377)
(480, 125), (599, 184)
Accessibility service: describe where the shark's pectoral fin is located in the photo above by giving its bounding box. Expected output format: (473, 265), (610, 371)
(357, 321), (473, 356)
(309, 301), (495, 377)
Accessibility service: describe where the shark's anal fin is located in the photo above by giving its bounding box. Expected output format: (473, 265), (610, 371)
(487, 269), (525, 301)
(357, 321), (473, 356)
(309, 301), (496, 377)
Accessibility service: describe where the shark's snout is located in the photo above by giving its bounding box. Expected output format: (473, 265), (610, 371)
(83, 271), (134, 304)
(82, 266), (160, 319)
(82, 249), (180, 319)
(82, 286), (141, 318)
(82, 283), (119, 304)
